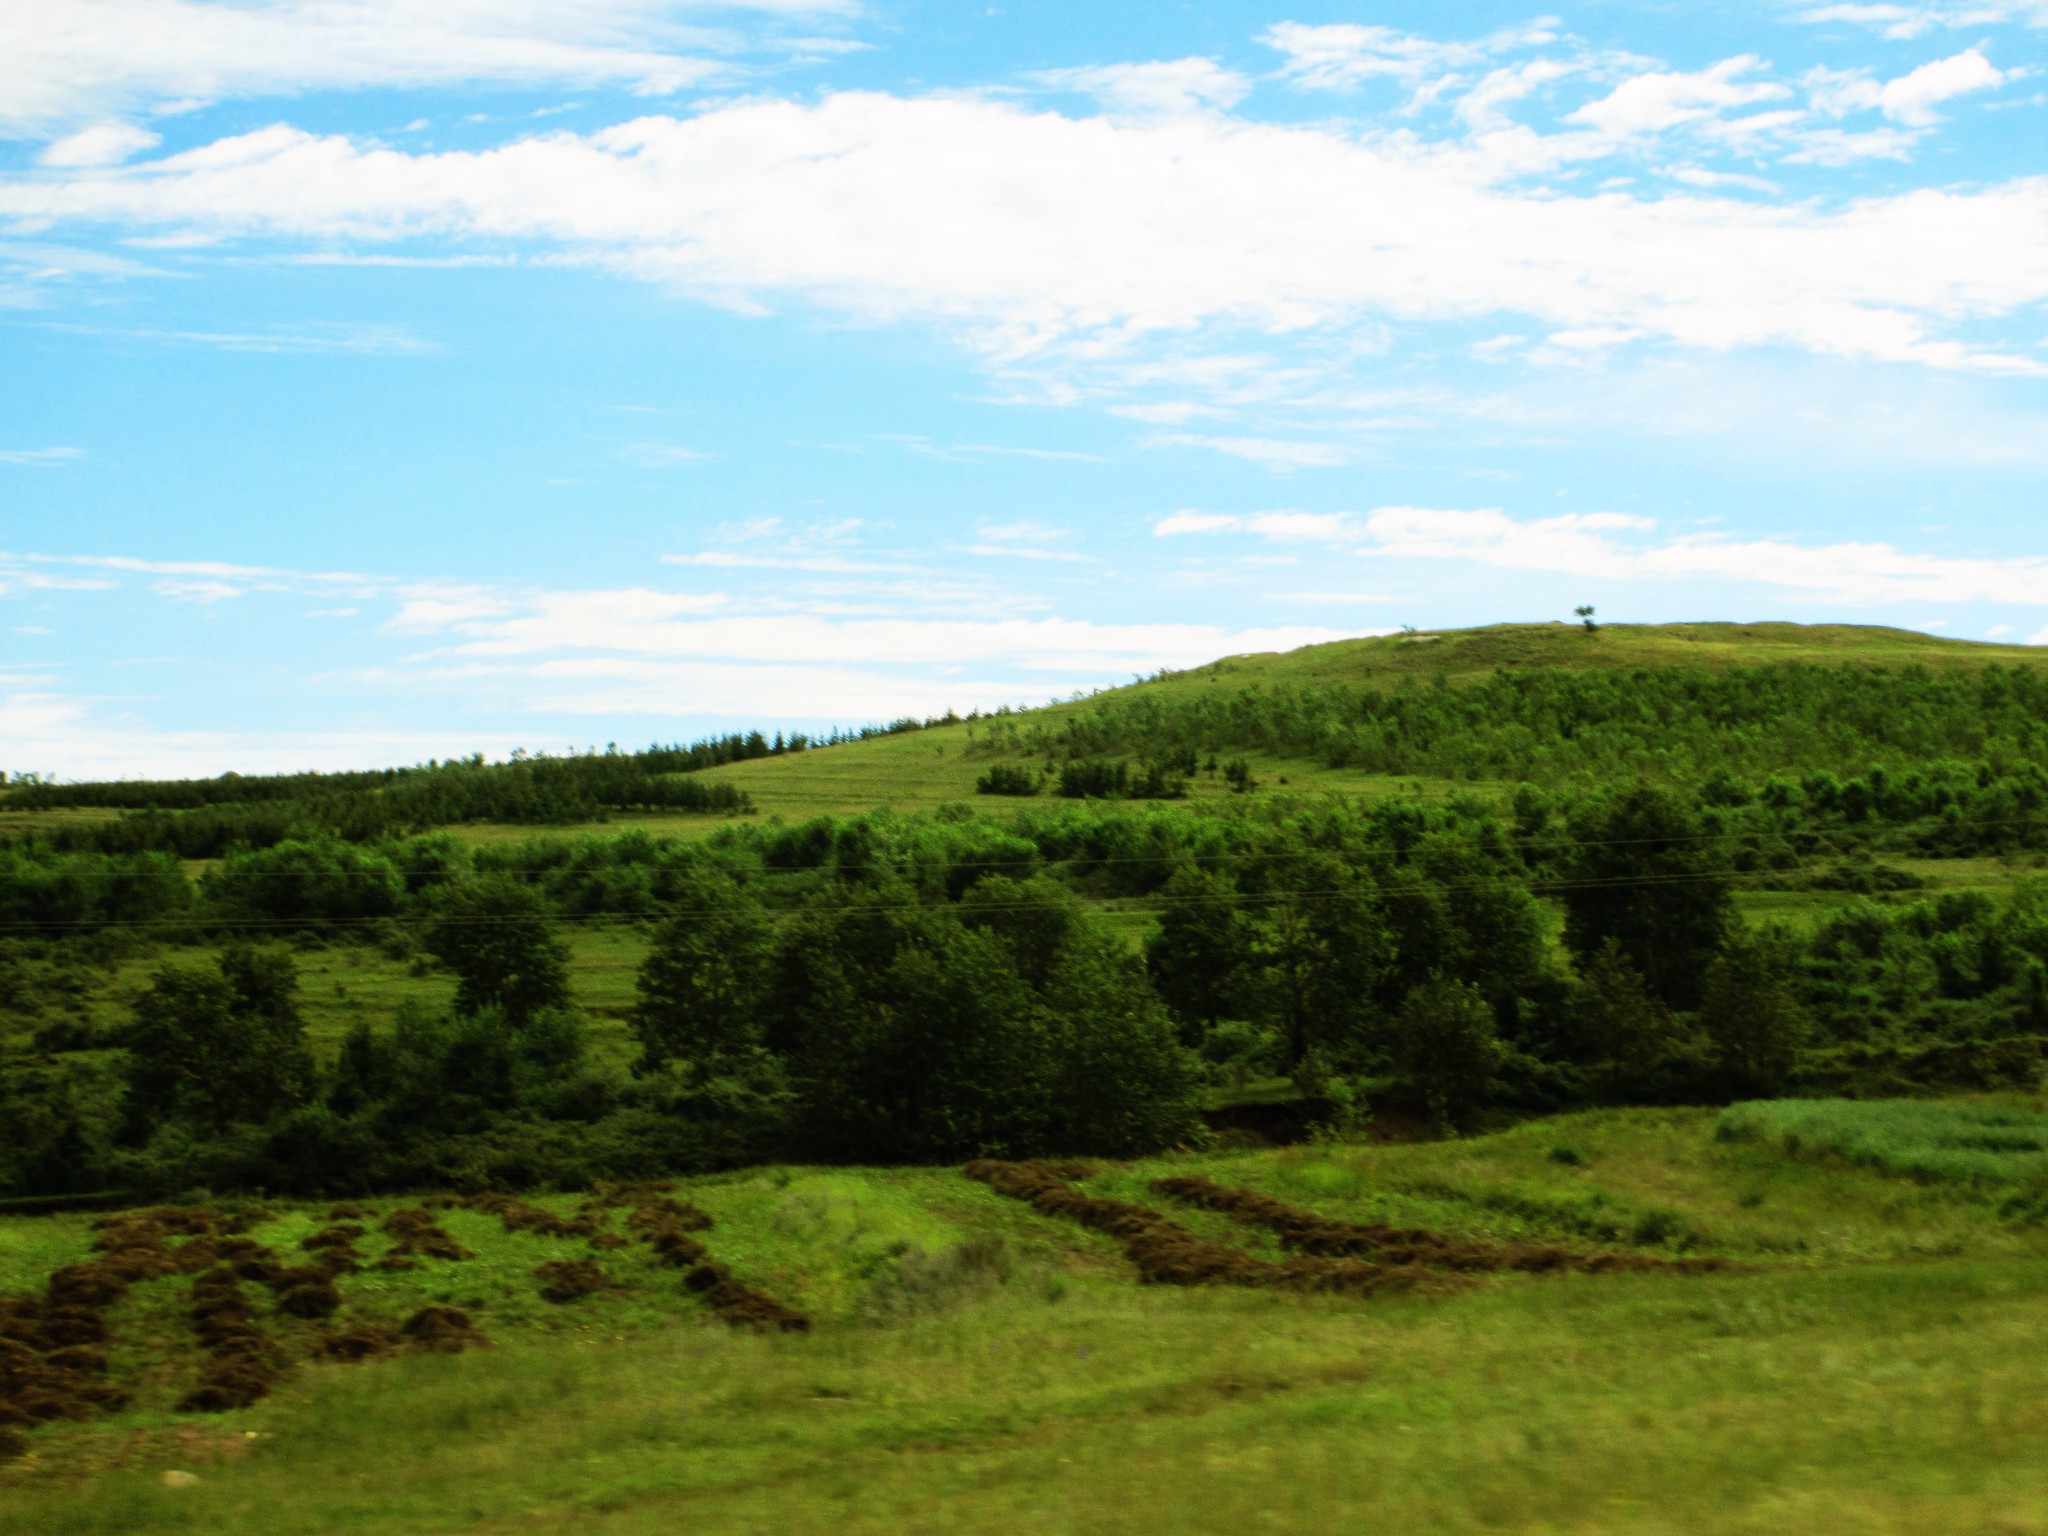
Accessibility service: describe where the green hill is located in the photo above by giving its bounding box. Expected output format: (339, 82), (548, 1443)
(692, 622), (2048, 823)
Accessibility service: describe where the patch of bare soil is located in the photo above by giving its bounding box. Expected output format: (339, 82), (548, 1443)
(534, 1259), (609, 1303)
(583, 1184), (810, 1333)
(964, 1161), (1454, 1298)
(378, 1207), (473, 1264)
(1151, 1174), (1733, 1274)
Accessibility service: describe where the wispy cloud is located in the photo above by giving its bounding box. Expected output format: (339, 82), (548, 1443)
(0, 0), (852, 136)
(0, 446), (84, 466)
(620, 441), (706, 467)
(1147, 434), (1352, 470)
(1159, 504), (2048, 607)
(44, 320), (434, 354)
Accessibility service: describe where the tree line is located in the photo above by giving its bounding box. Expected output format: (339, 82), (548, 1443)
(6, 780), (2047, 1198)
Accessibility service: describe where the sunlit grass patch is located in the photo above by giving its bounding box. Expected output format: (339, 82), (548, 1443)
(1718, 1097), (2048, 1190)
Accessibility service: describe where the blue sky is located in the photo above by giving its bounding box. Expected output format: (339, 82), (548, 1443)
(3, 0), (2047, 777)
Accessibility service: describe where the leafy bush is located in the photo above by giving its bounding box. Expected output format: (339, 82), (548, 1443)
(975, 764), (1041, 797)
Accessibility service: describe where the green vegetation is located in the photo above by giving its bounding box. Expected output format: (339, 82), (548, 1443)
(1718, 1097), (2048, 1190)
(8, 622), (2048, 1522)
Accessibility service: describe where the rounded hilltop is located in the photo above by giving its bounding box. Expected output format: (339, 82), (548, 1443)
(1137, 621), (2048, 698)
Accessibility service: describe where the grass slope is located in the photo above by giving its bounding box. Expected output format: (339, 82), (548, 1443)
(7, 1103), (2048, 1533)
(688, 621), (2048, 822)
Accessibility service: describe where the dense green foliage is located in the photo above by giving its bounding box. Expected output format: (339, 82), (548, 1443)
(3, 748), (757, 859)
(8, 643), (2048, 1201)
(981, 662), (2048, 787)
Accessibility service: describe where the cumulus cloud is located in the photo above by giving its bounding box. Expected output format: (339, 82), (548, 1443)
(0, 0), (846, 135)
(11, 95), (2041, 385)
(1159, 503), (2048, 606)
(1568, 57), (1791, 136)
(38, 120), (160, 166)
(1877, 48), (2006, 123)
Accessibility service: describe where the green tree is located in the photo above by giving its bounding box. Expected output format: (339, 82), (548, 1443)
(123, 948), (314, 1135)
(631, 869), (773, 1075)
(1244, 848), (1391, 1068)
(1144, 863), (1254, 1040)
(1382, 833), (1549, 1009)
(425, 876), (572, 1022)
(1388, 976), (1504, 1132)
(1566, 939), (1686, 1098)
(771, 897), (1056, 1162)
(1041, 928), (1200, 1155)
(1562, 785), (1732, 1010)
(957, 873), (1084, 990)
(1699, 927), (1808, 1095)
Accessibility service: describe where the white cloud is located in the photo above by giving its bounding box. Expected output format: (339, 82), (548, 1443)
(0, 683), (533, 780)
(0, 0), (846, 136)
(1035, 59), (1249, 115)
(1793, 4), (2042, 40)
(47, 320), (433, 353)
(620, 440), (705, 467)
(39, 120), (159, 165)
(1877, 48), (2005, 123)
(0, 446), (85, 466)
(1568, 57), (1791, 136)
(153, 577), (243, 602)
(1148, 434), (1351, 469)
(1260, 21), (1542, 94)
(1162, 502), (2048, 606)
(401, 602), (1346, 675)
(1153, 510), (1242, 537)
(1456, 59), (1577, 131)
(8, 93), (2043, 387)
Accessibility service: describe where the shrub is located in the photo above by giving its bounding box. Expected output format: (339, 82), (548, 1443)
(974, 764), (1041, 797)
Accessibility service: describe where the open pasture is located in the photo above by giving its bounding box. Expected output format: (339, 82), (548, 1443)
(6, 1104), (2048, 1534)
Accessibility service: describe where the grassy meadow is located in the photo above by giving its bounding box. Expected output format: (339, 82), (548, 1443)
(7, 1103), (2048, 1534)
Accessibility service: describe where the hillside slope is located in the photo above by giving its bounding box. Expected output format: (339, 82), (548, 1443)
(694, 622), (2048, 822)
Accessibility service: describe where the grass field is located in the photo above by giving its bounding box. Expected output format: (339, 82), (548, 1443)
(7, 1103), (2048, 1534)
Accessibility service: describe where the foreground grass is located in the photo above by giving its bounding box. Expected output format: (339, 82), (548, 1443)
(8, 1106), (2048, 1533)
(11, 1257), (2048, 1535)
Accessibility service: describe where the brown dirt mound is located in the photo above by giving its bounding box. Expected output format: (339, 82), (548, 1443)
(3, 1217), (193, 1441)
(1150, 1174), (1733, 1275)
(326, 1203), (372, 1221)
(681, 1263), (811, 1333)
(470, 1193), (603, 1241)
(588, 1233), (632, 1251)
(300, 1224), (366, 1253)
(312, 1324), (401, 1362)
(965, 1161), (1450, 1299)
(379, 1207), (474, 1262)
(266, 1268), (343, 1319)
(534, 1259), (608, 1303)
(598, 1184), (809, 1332)
(400, 1306), (485, 1353)
(179, 1268), (289, 1414)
